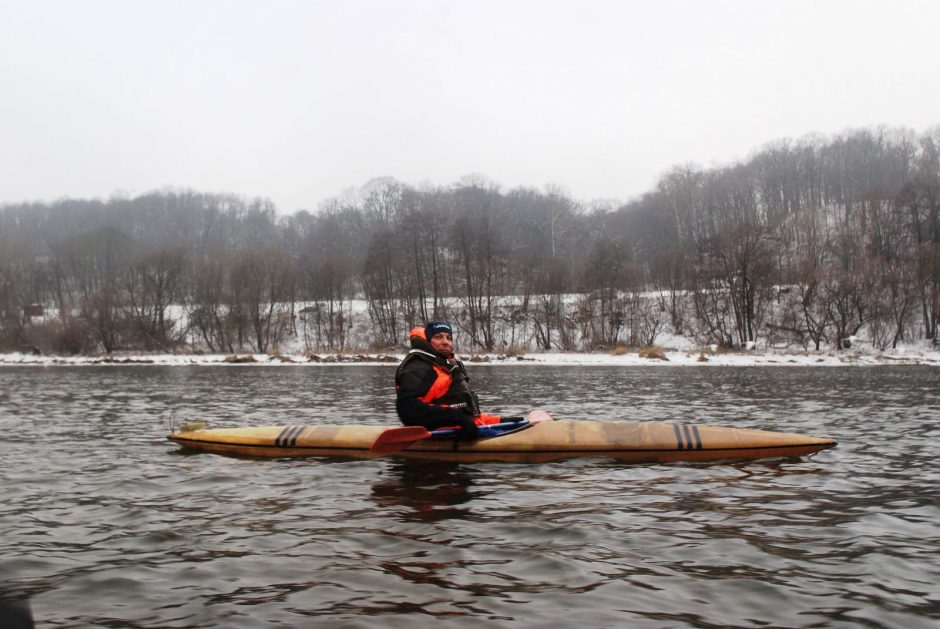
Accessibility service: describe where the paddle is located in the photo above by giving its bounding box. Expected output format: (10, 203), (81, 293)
(370, 410), (554, 454)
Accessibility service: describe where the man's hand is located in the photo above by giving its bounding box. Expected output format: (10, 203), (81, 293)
(456, 416), (481, 440)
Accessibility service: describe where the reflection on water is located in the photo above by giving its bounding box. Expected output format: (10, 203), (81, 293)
(1, 365), (939, 627)
(371, 461), (476, 523)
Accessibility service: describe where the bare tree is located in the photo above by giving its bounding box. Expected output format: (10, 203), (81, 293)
(229, 248), (295, 353)
(581, 237), (630, 348)
(125, 248), (186, 351)
(450, 182), (507, 351)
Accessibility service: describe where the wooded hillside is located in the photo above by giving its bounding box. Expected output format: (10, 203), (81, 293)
(1, 126), (937, 354)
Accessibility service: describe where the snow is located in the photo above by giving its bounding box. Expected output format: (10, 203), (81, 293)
(1, 345), (938, 367)
(9, 297), (939, 367)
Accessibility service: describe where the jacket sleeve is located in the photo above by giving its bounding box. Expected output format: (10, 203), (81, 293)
(396, 360), (472, 429)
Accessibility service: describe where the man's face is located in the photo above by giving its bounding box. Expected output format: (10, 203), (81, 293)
(429, 332), (454, 354)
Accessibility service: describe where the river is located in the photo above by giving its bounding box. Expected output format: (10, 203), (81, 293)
(1, 365), (938, 628)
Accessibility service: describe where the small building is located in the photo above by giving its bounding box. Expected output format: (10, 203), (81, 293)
(23, 304), (44, 319)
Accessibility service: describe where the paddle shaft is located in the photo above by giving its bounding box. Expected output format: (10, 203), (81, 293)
(428, 420), (524, 437)
(369, 410), (554, 454)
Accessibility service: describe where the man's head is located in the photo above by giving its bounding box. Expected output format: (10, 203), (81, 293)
(424, 321), (454, 355)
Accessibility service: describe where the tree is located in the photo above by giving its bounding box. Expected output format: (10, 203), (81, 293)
(580, 237), (631, 348)
(51, 227), (133, 354)
(229, 248), (295, 353)
(189, 254), (233, 353)
(449, 183), (508, 351)
(362, 227), (401, 348)
(124, 248), (186, 350)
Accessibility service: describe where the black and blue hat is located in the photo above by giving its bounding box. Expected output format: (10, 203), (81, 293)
(425, 321), (453, 338)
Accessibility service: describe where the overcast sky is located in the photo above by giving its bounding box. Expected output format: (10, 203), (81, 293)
(1, 0), (938, 213)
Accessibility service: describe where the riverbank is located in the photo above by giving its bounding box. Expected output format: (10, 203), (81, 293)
(2, 345), (938, 367)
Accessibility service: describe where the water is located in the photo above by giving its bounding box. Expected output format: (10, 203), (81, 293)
(1, 365), (938, 628)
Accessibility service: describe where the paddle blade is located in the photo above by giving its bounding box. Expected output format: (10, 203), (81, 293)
(370, 426), (432, 454)
(527, 410), (554, 424)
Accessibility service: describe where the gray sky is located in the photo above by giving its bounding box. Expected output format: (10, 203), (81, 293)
(1, 0), (938, 213)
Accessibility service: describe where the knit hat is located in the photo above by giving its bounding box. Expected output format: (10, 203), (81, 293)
(424, 321), (453, 339)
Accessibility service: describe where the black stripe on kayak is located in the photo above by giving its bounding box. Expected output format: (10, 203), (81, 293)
(673, 424), (685, 450)
(692, 425), (703, 449)
(683, 424), (694, 450)
(286, 425), (304, 447)
(275, 426), (304, 447)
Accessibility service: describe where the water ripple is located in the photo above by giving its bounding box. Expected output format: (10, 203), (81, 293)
(1, 365), (938, 627)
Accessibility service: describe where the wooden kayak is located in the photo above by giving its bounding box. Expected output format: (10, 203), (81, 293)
(167, 419), (836, 464)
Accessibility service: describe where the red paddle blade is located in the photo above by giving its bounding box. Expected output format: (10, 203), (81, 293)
(370, 426), (432, 454)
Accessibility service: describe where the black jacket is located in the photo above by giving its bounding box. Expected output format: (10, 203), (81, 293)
(395, 337), (480, 431)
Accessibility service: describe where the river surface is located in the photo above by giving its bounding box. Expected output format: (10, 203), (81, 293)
(1, 365), (938, 628)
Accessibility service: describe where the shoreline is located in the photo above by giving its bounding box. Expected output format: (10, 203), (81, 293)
(2, 347), (938, 367)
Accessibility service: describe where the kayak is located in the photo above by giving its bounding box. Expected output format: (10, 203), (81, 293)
(166, 418), (836, 464)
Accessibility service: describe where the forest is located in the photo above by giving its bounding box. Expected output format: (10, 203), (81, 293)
(0, 125), (938, 355)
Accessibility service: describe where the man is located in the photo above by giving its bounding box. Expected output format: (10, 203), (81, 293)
(394, 321), (505, 440)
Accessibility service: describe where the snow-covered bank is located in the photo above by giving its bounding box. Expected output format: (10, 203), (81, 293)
(2, 347), (938, 367)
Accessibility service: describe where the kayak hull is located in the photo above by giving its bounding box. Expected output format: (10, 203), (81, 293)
(167, 420), (836, 463)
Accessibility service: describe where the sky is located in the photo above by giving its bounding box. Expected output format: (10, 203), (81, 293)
(1, 0), (938, 214)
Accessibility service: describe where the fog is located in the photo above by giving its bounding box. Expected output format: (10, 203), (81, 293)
(1, 0), (938, 211)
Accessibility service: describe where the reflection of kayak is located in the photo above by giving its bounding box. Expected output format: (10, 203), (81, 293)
(167, 419), (836, 464)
